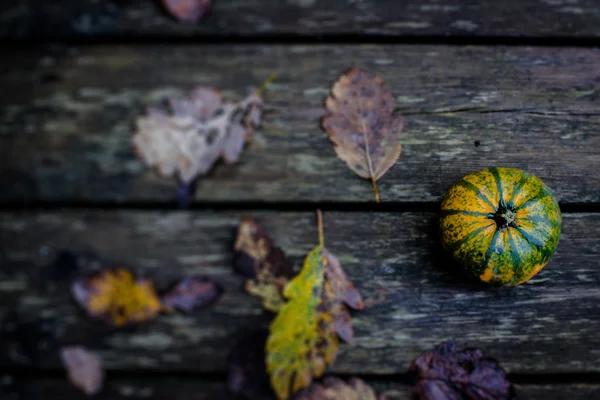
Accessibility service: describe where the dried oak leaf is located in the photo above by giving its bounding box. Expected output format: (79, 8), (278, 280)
(266, 211), (364, 400)
(161, 276), (223, 313)
(292, 377), (379, 400)
(162, 0), (211, 23)
(233, 217), (294, 312)
(71, 268), (163, 327)
(322, 68), (403, 202)
(132, 86), (263, 185)
(409, 340), (514, 400)
(60, 346), (104, 396)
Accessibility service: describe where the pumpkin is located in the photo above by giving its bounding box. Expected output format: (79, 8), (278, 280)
(439, 167), (562, 285)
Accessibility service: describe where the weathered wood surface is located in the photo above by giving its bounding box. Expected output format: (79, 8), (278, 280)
(2, 211), (600, 374)
(3, 0), (600, 39)
(3, 378), (599, 400)
(2, 44), (600, 204)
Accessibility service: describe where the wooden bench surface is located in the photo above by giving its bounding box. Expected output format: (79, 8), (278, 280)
(1, 1), (600, 399)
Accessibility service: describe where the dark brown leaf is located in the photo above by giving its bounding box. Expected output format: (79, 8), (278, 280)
(233, 217), (293, 312)
(322, 68), (403, 202)
(161, 0), (212, 23)
(160, 276), (223, 313)
(409, 340), (514, 400)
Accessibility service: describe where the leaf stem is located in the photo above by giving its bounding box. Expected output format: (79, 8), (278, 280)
(317, 209), (324, 247)
(361, 120), (381, 203)
(256, 72), (278, 96)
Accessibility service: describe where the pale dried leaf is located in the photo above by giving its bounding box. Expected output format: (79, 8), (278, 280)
(133, 88), (263, 184)
(60, 346), (104, 396)
(292, 377), (379, 400)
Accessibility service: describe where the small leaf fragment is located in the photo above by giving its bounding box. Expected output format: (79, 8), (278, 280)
(60, 346), (104, 396)
(233, 217), (293, 312)
(161, 0), (212, 23)
(266, 211), (363, 400)
(71, 268), (163, 327)
(322, 68), (403, 202)
(409, 340), (514, 400)
(161, 276), (223, 313)
(292, 377), (379, 400)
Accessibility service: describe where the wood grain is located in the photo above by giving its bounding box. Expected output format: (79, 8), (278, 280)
(3, 377), (599, 400)
(2, 211), (600, 374)
(2, 0), (600, 39)
(1, 44), (600, 204)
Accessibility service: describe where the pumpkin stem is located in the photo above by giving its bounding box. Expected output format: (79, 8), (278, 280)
(493, 206), (516, 229)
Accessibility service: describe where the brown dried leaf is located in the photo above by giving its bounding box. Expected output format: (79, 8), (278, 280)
(322, 68), (403, 202)
(292, 377), (379, 400)
(60, 346), (104, 396)
(233, 217), (293, 312)
(409, 340), (514, 400)
(161, 0), (212, 23)
(71, 268), (163, 327)
(132, 87), (263, 184)
(322, 249), (364, 343)
(161, 276), (223, 313)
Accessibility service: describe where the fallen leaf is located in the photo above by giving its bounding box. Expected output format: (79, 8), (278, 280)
(266, 210), (364, 400)
(292, 377), (379, 400)
(322, 68), (403, 202)
(133, 86), (262, 185)
(228, 330), (272, 400)
(233, 217), (294, 312)
(60, 346), (104, 396)
(409, 340), (514, 400)
(161, 276), (223, 313)
(162, 0), (212, 23)
(71, 268), (163, 327)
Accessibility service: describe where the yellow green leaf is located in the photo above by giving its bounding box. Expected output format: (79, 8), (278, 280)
(265, 210), (363, 400)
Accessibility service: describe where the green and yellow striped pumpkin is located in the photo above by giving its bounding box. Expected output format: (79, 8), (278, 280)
(439, 167), (562, 285)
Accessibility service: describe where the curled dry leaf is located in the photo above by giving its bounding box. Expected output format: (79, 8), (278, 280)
(266, 211), (364, 400)
(292, 377), (379, 400)
(409, 340), (514, 400)
(161, 276), (223, 313)
(60, 346), (104, 396)
(71, 268), (163, 327)
(322, 68), (403, 202)
(162, 0), (212, 23)
(233, 217), (294, 312)
(132, 86), (263, 185)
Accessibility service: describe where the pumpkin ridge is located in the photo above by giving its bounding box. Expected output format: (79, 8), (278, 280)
(445, 223), (495, 254)
(454, 180), (496, 211)
(514, 226), (545, 249)
(505, 170), (530, 208)
(519, 215), (560, 227)
(489, 167), (505, 206)
(479, 229), (501, 281)
(506, 228), (524, 283)
(515, 187), (551, 212)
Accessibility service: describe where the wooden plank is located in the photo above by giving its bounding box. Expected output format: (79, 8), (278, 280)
(2, 211), (600, 373)
(1, 44), (600, 204)
(4, 378), (600, 400)
(2, 0), (600, 39)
